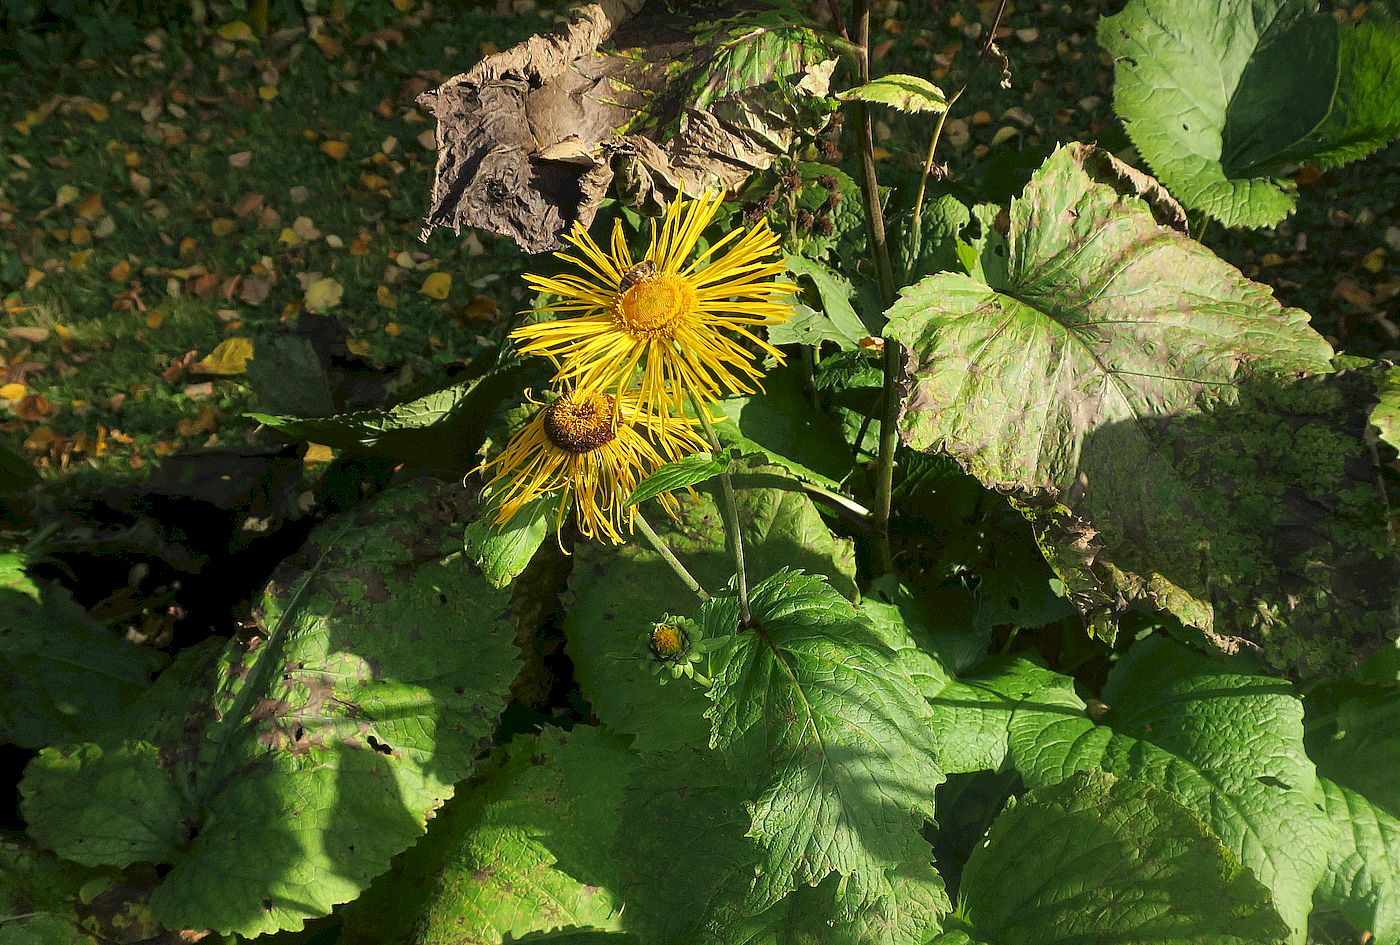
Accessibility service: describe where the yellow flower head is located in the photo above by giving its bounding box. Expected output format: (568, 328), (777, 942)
(480, 387), (708, 545)
(514, 191), (797, 421)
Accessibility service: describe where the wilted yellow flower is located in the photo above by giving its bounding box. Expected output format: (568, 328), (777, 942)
(514, 191), (796, 422)
(480, 388), (708, 544)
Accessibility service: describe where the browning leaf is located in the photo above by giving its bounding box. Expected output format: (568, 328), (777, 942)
(418, 0), (841, 252)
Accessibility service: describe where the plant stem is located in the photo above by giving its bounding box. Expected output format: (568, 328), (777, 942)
(634, 509), (710, 602)
(689, 393), (752, 627)
(850, 3), (896, 306)
(850, 0), (900, 574)
(906, 87), (963, 278)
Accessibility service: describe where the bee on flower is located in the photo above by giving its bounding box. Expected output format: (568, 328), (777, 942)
(514, 191), (797, 424)
(478, 387), (708, 545)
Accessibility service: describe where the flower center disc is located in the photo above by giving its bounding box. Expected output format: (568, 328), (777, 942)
(615, 273), (694, 338)
(543, 392), (617, 454)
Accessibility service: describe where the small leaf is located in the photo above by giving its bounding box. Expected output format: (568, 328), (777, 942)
(838, 74), (948, 113)
(420, 271), (452, 300)
(319, 139), (349, 160)
(303, 277), (343, 313)
(216, 20), (257, 41)
(625, 454), (727, 508)
(781, 256), (870, 346)
(465, 491), (562, 589)
(191, 337), (254, 376)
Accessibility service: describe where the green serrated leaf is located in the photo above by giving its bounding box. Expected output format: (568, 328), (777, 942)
(626, 454), (729, 508)
(565, 479), (856, 751)
(246, 333), (335, 419)
(0, 553), (160, 748)
(957, 771), (1291, 945)
(616, 748), (947, 945)
(1099, 0), (1400, 227)
(702, 569), (944, 908)
(924, 657), (1072, 775)
(886, 142), (1398, 675)
(20, 482), (520, 936)
(416, 727), (639, 945)
(838, 74), (947, 113)
(1003, 637), (1332, 941)
(466, 491), (562, 589)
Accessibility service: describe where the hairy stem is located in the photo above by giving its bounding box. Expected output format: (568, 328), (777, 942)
(690, 393), (752, 627)
(634, 509), (710, 602)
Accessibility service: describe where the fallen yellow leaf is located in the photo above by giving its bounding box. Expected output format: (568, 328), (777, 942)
(345, 338), (372, 357)
(55, 184), (80, 207)
(217, 20), (257, 42)
(376, 285), (397, 309)
(78, 101), (109, 122)
(76, 193), (104, 220)
(0, 383), (27, 400)
(146, 310), (165, 330)
(258, 84), (278, 101)
(109, 260), (131, 283)
(192, 337), (254, 375)
(419, 271), (451, 300)
(385, 322), (402, 336)
(304, 443), (335, 464)
(319, 140), (349, 161)
(304, 277), (344, 313)
(211, 218), (237, 237)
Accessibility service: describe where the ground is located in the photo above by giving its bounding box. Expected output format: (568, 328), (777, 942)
(0, 0), (1395, 494)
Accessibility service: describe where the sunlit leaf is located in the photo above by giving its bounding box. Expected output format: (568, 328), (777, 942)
(20, 483), (520, 936)
(956, 771), (1291, 945)
(887, 143), (1398, 673)
(838, 74), (948, 113)
(1099, 0), (1400, 227)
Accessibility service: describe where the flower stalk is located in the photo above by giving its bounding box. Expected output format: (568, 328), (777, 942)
(690, 392), (752, 628)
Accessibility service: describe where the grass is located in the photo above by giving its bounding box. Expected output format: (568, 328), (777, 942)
(1, 0), (1395, 496)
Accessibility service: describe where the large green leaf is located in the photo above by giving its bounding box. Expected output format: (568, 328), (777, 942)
(953, 771), (1291, 945)
(0, 842), (106, 945)
(250, 361), (532, 472)
(616, 747), (947, 945)
(564, 479), (856, 751)
(715, 365), (856, 487)
(1099, 0), (1400, 227)
(1306, 681), (1400, 818)
(416, 726), (640, 945)
(1005, 638), (1333, 941)
(887, 143), (1398, 675)
(0, 554), (159, 748)
(20, 482), (520, 936)
(1314, 778), (1400, 943)
(702, 569), (944, 908)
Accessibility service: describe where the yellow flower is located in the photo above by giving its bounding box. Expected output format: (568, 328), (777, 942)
(480, 388), (708, 545)
(514, 191), (797, 421)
